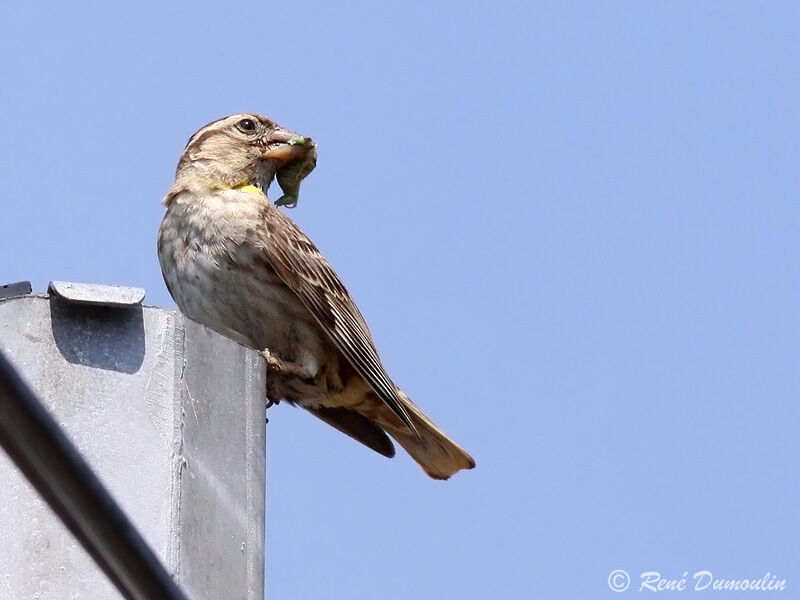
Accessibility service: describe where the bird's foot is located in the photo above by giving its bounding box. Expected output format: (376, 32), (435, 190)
(261, 349), (314, 379)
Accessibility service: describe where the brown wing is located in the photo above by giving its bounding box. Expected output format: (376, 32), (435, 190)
(261, 207), (417, 433)
(304, 406), (396, 458)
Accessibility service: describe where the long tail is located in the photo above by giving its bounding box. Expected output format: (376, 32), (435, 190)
(384, 393), (475, 480)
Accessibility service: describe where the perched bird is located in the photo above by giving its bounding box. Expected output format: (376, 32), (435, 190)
(158, 114), (475, 479)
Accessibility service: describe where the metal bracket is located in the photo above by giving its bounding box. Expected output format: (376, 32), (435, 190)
(0, 281), (33, 300)
(48, 281), (146, 307)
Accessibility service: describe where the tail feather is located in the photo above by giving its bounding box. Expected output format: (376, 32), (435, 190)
(299, 389), (475, 479)
(385, 394), (475, 480)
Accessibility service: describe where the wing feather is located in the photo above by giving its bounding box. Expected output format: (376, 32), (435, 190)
(261, 207), (416, 433)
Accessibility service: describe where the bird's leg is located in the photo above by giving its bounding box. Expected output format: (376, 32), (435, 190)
(261, 349), (314, 380)
(263, 348), (316, 411)
(262, 349), (280, 406)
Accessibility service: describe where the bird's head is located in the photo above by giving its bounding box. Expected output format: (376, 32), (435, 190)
(174, 113), (313, 194)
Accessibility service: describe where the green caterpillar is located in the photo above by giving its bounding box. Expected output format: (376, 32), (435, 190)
(275, 137), (318, 208)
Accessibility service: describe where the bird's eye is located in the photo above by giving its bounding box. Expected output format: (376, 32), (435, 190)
(236, 118), (257, 132)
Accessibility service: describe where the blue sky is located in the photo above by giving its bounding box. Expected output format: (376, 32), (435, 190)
(2, 1), (798, 598)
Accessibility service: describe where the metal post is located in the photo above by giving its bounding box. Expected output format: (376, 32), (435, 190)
(0, 283), (266, 600)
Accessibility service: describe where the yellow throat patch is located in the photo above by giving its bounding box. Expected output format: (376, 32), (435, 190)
(232, 183), (263, 195)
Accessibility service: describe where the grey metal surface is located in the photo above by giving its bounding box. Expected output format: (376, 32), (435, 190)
(48, 281), (146, 307)
(0, 350), (191, 600)
(0, 292), (266, 600)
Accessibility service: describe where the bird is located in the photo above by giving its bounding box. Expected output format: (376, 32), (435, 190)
(158, 113), (475, 479)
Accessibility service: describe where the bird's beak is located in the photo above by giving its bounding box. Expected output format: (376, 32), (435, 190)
(263, 127), (315, 165)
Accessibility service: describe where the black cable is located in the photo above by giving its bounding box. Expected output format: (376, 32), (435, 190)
(0, 350), (192, 600)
